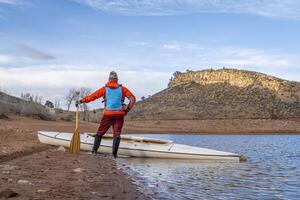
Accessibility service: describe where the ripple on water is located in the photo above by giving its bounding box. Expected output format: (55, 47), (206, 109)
(118, 134), (300, 200)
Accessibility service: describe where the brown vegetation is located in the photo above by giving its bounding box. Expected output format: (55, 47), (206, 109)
(128, 68), (300, 120)
(0, 91), (54, 121)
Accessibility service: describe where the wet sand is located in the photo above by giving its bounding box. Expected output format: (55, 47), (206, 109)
(0, 151), (148, 200)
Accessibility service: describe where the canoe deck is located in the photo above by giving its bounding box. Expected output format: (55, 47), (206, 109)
(37, 131), (244, 161)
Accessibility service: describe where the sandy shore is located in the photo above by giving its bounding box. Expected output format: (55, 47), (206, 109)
(1, 115), (300, 135)
(0, 116), (150, 199)
(0, 151), (149, 199)
(125, 118), (300, 134)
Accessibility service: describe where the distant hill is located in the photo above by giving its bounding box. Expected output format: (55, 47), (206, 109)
(128, 68), (300, 120)
(0, 91), (53, 120)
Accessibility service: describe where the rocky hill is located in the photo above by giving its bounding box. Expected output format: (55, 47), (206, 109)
(128, 68), (300, 120)
(0, 91), (53, 120)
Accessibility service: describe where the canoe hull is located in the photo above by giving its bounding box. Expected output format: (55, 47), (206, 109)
(37, 131), (242, 161)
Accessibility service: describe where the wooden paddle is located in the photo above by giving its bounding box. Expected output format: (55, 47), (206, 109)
(69, 91), (81, 154)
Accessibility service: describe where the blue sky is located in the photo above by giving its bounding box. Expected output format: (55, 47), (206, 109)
(0, 0), (300, 109)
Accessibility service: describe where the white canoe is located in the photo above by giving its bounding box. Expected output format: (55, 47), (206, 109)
(37, 131), (245, 161)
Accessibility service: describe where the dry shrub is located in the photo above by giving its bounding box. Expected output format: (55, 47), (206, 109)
(61, 114), (73, 122)
(0, 113), (9, 119)
(0, 92), (55, 121)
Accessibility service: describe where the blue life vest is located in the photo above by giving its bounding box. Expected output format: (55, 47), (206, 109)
(105, 85), (122, 110)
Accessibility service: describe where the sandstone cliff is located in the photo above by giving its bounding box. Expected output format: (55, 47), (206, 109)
(128, 68), (300, 120)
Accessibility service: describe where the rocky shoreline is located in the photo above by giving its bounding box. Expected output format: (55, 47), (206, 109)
(0, 150), (150, 199)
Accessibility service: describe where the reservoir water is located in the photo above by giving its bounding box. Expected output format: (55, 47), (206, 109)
(118, 134), (300, 200)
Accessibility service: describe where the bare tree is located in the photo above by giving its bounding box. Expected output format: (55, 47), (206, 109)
(34, 95), (39, 103)
(79, 87), (92, 121)
(64, 88), (76, 111)
(21, 92), (33, 102)
(35, 94), (43, 104)
(20, 93), (43, 104)
(64, 87), (92, 120)
(54, 98), (61, 109)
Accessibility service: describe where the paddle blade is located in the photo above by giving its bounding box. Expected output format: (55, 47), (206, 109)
(69, 130), (80, 154)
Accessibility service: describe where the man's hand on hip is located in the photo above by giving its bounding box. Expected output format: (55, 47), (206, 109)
(124, 108), (130, 115)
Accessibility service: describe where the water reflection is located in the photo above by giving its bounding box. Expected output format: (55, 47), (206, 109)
(118, 134), (300, 199)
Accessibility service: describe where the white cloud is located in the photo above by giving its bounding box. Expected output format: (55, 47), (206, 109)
(0, 0), (24, 5)
(74, 0), (300, 19)
(0, 0), (28, 19)
(214, 47), (294, 68)
(158, 42), (298, 71)
(0, 54), (13, 63)
(0, 39), (299, 110)
(162, 41), (204, 51)
(0, 65), (170, 109)
(163, 42), (181, 50)
(131, 41), (149, 46)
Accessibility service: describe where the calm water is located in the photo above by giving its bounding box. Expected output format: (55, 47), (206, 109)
(118, 134), (300, 200)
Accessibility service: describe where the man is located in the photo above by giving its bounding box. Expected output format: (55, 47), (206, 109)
(76, 71), (136, 158)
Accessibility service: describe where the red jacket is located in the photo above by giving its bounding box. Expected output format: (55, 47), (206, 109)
(82, 80), (136, 116)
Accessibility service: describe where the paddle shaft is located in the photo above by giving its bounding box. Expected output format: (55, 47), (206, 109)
(75, 105), (79, 130)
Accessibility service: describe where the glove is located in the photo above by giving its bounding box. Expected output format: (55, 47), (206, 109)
(124, 108), (130, 115)
(75, 99), (83, 107)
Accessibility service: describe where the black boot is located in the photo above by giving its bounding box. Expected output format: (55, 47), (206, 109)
(112, 137), (121, 158)
(92, 135), (102, 155)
